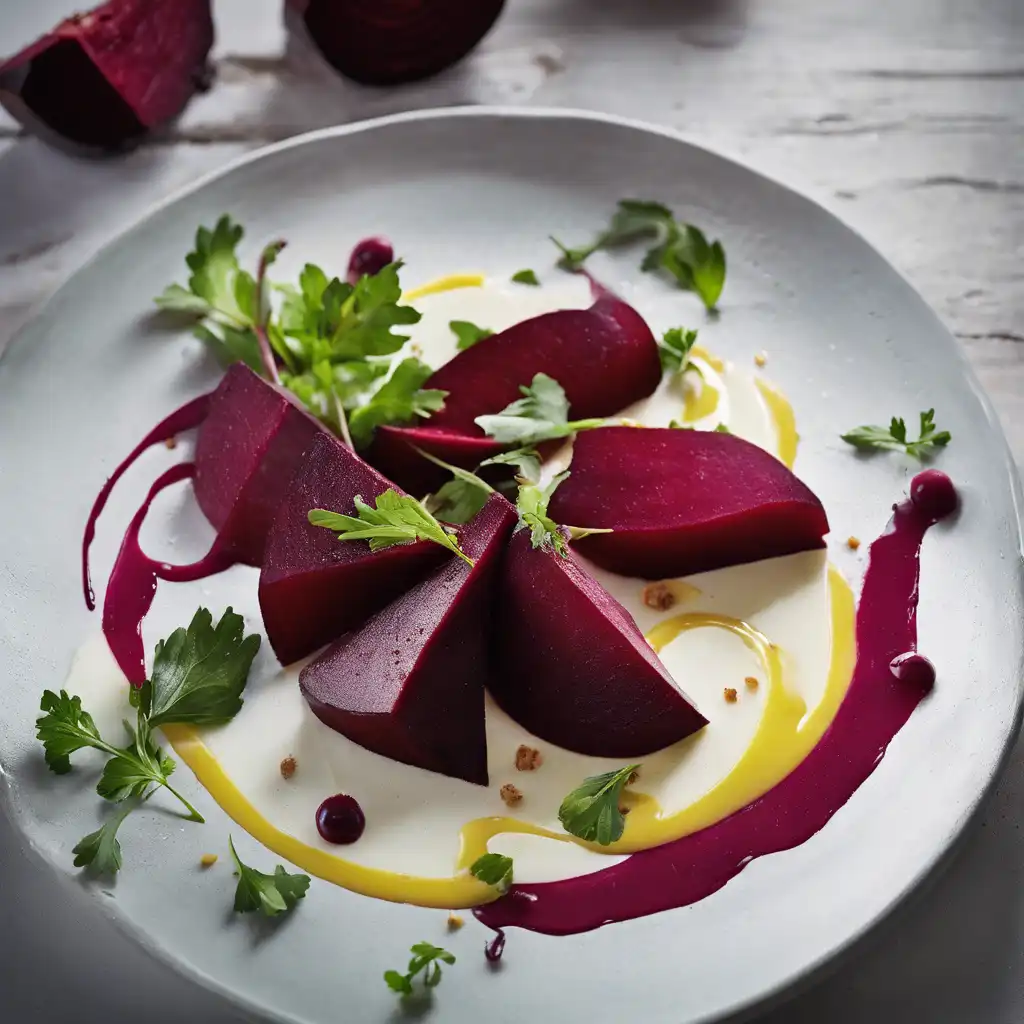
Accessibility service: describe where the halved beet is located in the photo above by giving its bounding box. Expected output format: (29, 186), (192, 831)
(300, 493), (516, 784)
(194, 364), (330, 567)
(548, 427), (830, 579)
(0, 0), (213, 150)
(260, 431), (448, 665)
(369, 296), (662, 492)
(288, 0), (506, 87)
(489, 530), (707, 758)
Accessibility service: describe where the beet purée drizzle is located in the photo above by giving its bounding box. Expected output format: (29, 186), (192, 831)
(476, 470), (958, 938)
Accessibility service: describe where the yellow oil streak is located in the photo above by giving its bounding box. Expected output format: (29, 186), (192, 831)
(756, 378), (799, 468)
(682, 373), (720, 423)
(403, 273), (485, 301)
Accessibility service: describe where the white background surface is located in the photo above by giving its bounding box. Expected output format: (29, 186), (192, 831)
(1, 1), (1022, 1021)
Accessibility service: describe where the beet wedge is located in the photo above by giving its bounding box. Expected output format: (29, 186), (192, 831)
(0, 0), (213, 150)
(300, 494), (517, 785)
(260, 432), (448, 665)
(194, 364), (330, 567)
(369, 295), (661, 491)
(490, 529), (707, 758)
(548, 427), (829, 579)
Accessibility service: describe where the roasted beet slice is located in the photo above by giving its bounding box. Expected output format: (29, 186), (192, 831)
(0, 0), (213, 150)
(260, 432), (448, 665)
(548, 427), (829, 579)
(490, 530), (707, 758)
(288, 0), (505, 86)
(194, 364), (330, 567)
(300, 494), (516, 784)
(369, 296), (661, 492)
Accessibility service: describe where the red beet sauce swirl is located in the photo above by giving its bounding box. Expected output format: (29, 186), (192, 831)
(476, 469), (958, 939)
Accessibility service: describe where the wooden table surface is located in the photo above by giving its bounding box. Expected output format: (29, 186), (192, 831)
(1, 1), (1022, 1021)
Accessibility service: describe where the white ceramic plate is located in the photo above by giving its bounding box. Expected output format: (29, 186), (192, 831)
(1, 108), (1022, 1024)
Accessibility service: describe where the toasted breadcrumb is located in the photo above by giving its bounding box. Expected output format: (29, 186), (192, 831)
(500, 783), (523, 807)
(515, 744), (543, 771)
(724, 687), (738, 703)
(643, 582), (676, 611)
(627, 770), (639, 786)
(744, 676), (759, 691)
(200, 853), (218, 868)
(754, 352), (767, 367)
(847, 536), (861, 551)
(164, 435), (178, 450)
(280, 755), (297, 779)
(447, 913), (464, 930)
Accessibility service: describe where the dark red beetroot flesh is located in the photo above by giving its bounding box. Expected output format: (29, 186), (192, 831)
(0, 0), (213, 150)
(369, 296), (662, 492)
(548, 427), (830, 579)
(300, 494), (517, 784)
(490, 529), (707, 758)
(289, 0), (506, 87)
(194, 364), (331, 567)
(260, 432), (448, 665)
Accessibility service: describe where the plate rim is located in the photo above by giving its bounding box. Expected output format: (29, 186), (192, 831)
(2, 103), (1023, 1024)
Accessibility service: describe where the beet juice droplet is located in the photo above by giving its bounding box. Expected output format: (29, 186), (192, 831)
(889, 652), (937, 691)
(909, 469), (958, 522)
(484, 927), (506, 962)
(347, 237), (394, 284)
(315, 794), (366, 845)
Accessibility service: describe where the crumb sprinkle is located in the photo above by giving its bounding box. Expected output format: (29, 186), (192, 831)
(744, 676), (759, 691)
(724, 687), (738, 703)
(200, 853), (218, 868)
(447, 912), (464, 930)
(515, 744), (543, 771)
(847, 535), (861, 551)
(164, 435), (178, 450)
(499, 783), (523, 807)
(754, 352), (767, 367)
(642, 582), (676, 611)
(280, 755), (297, 779)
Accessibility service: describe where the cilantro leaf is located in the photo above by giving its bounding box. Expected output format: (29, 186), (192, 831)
(449, 320), (494, 351)
(516, 471), (571, 556)
(475, 373), (604, 446)
(309, 490), (473, 565)
(658, 327), (699, 375)
(479, 446), (543, 485)
(346, 357), (447, 450)
(385, 942), (456, 996)
(416, 448), (494, 526)
(72, 797), (144, 874)
(511, 269), (540, 286)
(558, 764), (640, 845)
(841, 408), (951, 460)
(470, 852), (514, 892)
(144, 607), (261, 729)
(36, 690), (108, 774)
(229, 837), (310, 917)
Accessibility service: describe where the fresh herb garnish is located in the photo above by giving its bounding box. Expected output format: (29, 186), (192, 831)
(37, 608), (260, 872)
(558, 764), (640, 845)
(449, 320), (494, 351)
(658, 327), (699, 375)
(841, 409), (951, 459)
(475, 373), (603, 446)
(553, 199), (726, 311)
(384, 942), (456, 996)
(511, 269), (540, 286)
(415, 449), (494, 525)
(470, 852), (514, 893)
(714, 422), (732, 434)
(309, 490), (473, 565)
(229, 836), (310, 917)
(345, 357), (447, 450)
(479, 446), (542, 485)
(516, 471), (571, 556)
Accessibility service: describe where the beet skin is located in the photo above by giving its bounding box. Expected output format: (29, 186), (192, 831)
(260, 432), (448, 665)
(548, 427), (830, 579)
(0, 0), (213, 150)
(489, 530), (707, 758)
(300, 494), (516, 784)
(369, 295), (662, 493)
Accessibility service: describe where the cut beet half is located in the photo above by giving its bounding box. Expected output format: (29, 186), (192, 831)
(300, 493), (517, 784)
(0, 0), (213, 150)
(193, 364), (331, 567)
(369, 295), (662, 492)
(490, 530), (707, 758)
(260, 431), (448, 665)
(548, 427), (830, 579)
(288, 0), (506, 87)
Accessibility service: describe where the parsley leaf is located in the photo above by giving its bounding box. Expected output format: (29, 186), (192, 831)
(470, 852), (514, 893)
(140, 607), (261, 729)
(841, 409), (951, 459)
(346, 357), (448, 450)
(416, 448), (494, 526)
(479, 446), (542, 485)
(229, 837), (310, 917)
(475, 373), (604, 447)
(516, 471), (571, 556)
(72, 797), (144, 874)
(553, 199), (727, 310)
(658, 327), (699, 375)
(36, 690), (105, 775)
(511, 269), (540, 286)
(558, 764), (640, 845)
(309, 490), (473, 565)
(449, 320), (494, 351)
(385, 942), (456, 996)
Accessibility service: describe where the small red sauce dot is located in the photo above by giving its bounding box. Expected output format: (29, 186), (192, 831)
(910, 469), (958, 522)
(315, 794), (366, 845)
(889, 651), (936, 691)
